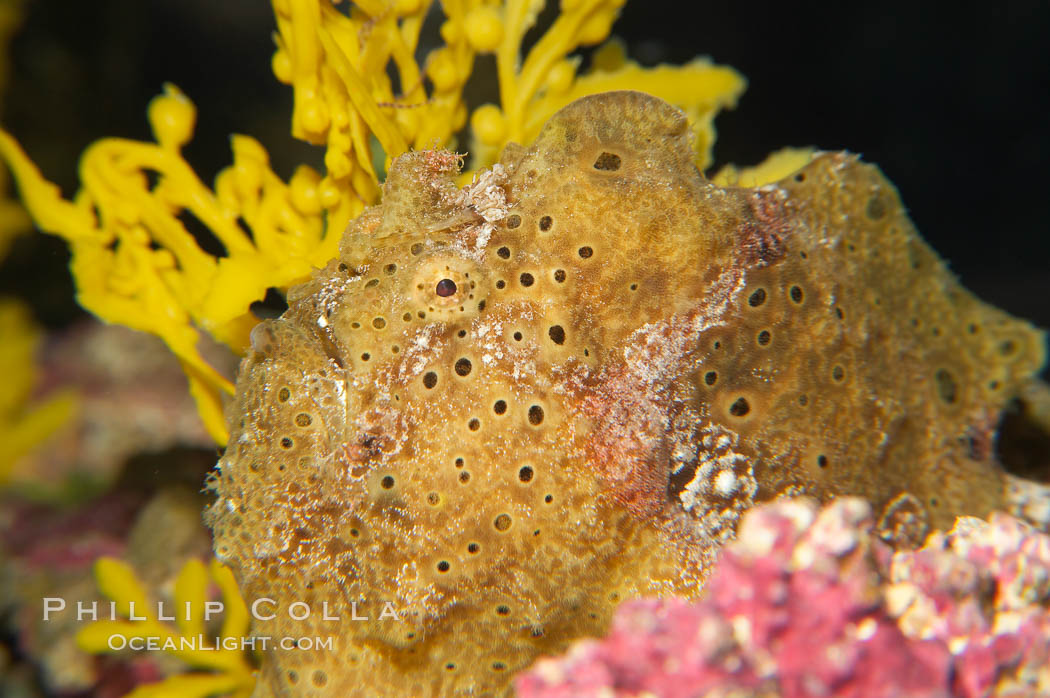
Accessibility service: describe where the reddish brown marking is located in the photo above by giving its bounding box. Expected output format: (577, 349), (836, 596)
(572, 267), (747, 518)
(739, 190), (791, 267)
(966, 409), (998, 462)
(375, 100), (432, 109)
(337, 433), (384, 475)
(578, 365), (671, 519)
(423, 149), (464, 175)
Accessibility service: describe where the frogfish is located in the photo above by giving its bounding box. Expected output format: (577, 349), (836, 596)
(206, 91), (1050, 696)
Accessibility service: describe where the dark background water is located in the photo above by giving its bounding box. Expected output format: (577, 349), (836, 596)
(2, 0), (1047, 340)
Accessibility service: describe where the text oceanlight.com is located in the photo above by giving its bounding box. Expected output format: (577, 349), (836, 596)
(107, 634), (334, 652)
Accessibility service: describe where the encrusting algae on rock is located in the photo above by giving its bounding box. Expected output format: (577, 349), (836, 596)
(207, 91), (1050, 696)
(516, 498), (1050, 697)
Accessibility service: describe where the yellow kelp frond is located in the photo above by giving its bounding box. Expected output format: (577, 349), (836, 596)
(77, 557), (255, 698)
(0, 299), (77, 485)
(271, 1), (742, 190)
(712, 146), (817, 187)
(272, 0), (461, 233)
(1, 0), (752, 449)
(470, 27), (747, 172)
(0, 85), (341, 444)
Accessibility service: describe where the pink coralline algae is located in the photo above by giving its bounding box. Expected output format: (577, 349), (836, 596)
(516, 498), (1050, 698)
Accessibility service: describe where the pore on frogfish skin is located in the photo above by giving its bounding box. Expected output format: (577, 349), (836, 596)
(206, 90), (1050, 697)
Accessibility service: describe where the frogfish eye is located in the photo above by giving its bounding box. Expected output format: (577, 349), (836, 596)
(408, 253), (485, 319)
(436, 278), (457, 297)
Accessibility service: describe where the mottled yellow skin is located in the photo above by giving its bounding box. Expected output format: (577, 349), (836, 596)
(207, 92), (1047, 697)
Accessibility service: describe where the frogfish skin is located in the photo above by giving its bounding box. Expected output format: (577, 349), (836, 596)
(206, 91), (1050, 697)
